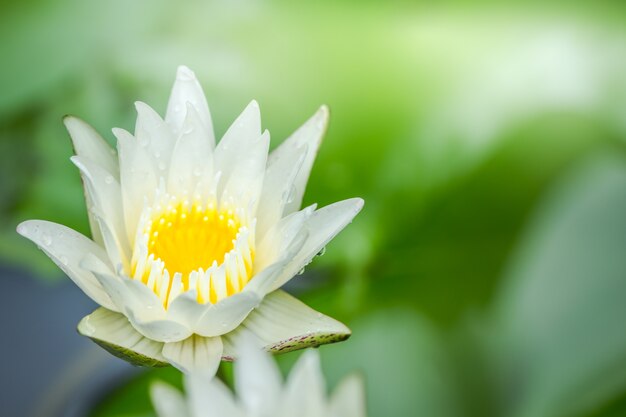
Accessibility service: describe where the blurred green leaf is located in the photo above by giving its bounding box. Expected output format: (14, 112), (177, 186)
(494, 152), (626, 417)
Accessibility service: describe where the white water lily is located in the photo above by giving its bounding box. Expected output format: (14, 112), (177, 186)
(17, 66), (363, 374)
(151, 341), (367, 417)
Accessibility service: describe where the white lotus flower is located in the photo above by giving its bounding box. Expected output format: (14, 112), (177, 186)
(151, 341), (367, 417)
(17, 66), (363, 374)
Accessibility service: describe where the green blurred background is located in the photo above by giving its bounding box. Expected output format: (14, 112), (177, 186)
(1, 0), (626, 416)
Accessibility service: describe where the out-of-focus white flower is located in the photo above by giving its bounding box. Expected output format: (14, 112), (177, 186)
(17, 65), (363, 374)
(151, 341), (367, 417)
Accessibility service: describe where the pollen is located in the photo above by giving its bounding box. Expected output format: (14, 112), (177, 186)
(131, 199), (255, 308)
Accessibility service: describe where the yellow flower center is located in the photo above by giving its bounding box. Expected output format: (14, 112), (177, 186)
(131, 200), (255, 307)
(147, 203), (240, 277)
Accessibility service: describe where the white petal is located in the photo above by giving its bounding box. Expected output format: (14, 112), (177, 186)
(185, 374), (244, 417)
(82, 254), (191, 342)
(63, 116), (118, 178)
(234, 335), (282, 415)
(214, 100), (262, 198)
(167, 103), (214, 195)
(256, 145), (307, 239)
(134, 101), (176, 172)
(78, 307), (167, 367)
(64, 116), (118, 246)
(328, 374), (367, 417)
(162, 334), (223, 376)
(255, 205), (314, 272)
(166, 65), (214, 141)
(16, 220), (117, 311)
(267, 106), (328, 216)
(222, 290), (350, 358)
(71, 156), (129, 263)
(269, 198), (364, 292)
(151, 382), (192, 417)
(281, 349), (327, 417)
(115, 127), (158, 245)
(220, 130), (269, 211)
(168, 290), (261, 338)
(246, 233), (308, 297)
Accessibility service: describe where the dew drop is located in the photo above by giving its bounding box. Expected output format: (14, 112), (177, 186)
(59, 256), (69, 266)
(183, 126), (194, 135)
(138, 137), (149, 147)
(104, 175), (114, 184)
(316, 246), (326, 257)
(154, 151), (161, 159)
(297, 267), (305, 276)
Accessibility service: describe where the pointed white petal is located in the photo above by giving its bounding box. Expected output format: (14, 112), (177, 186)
(167, 103), (214, 195)
(64, 116), (118, 246)
(328, 374), (367, 417)
(255, 205), (313, 272)
(168, 290), (261, 338)
(246, 233), (308, 297)
(162, 335), (223, 376)
(166, 65), (214, 141)
(281, 349), (327, 417)
(220, 130), (269, 211)
(267, 106), (328, 215)
(16, 220), (117, 311)
(214, 100), (262, 197)
(234, 335), (282, 415)
(269, 198), (364, 292)
(134, 101), (176, 172)
(185, 374), (244, 417)
(63, 116), (118, 177)
(71, 156), (129, 261)
(256, 145), (307, 239)
(150, 382), (192, 417)
(82, 254), (191, 342)
(78, 307), (168, 367)
(222, 290), (350, 358)
(115, 127), (158, 244)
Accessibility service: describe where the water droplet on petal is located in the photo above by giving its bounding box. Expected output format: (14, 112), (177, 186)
(297, 267), (305, 276)
(183, 126), (194, 135)
(154, 151), (161, 159)
(158, 161), (166, 171)
(104, 175), (114, 184)
(59, 256), (69, 265)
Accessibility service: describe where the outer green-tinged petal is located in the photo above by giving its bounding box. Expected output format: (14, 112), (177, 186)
(267, 105), (328, 216)
(186, 375), (244, 417)
(166, 65), (214, 141)
(269, 198), (364, 292)
(16, 220), (117, 311)
(77, 307), (168, 367)
(281, 350), (327, 417)
(222, 290), (350, 358)
(162, 334), (223, 375)
(151, 382), (192, 417)
(235, 336), (282, 416)
(329, 375), (367, 417)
